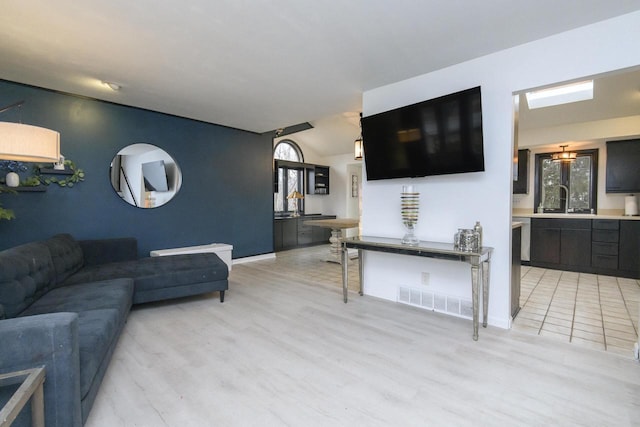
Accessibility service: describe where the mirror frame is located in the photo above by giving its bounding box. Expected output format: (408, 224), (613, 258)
(109, 143), (182, 208)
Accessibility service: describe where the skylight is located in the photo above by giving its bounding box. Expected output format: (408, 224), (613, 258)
(525, 80), (594, 109)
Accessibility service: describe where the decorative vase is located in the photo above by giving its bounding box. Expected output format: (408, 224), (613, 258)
(401, 185), (419, 245)
(5, 172), (19, 187)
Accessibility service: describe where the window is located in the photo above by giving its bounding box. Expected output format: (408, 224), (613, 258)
(534, 149), (598, 213)
(274, 140), (304, 214)
(274, 140), (303, 162)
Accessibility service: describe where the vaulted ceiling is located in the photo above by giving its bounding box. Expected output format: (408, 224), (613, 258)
(2, 1), (639, 156)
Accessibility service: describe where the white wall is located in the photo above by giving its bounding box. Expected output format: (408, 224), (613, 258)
(317, 153), (362, 237)
(276, 134), (363, 227)
(361, 11), (640, 329)
(306, 153), (363, 238)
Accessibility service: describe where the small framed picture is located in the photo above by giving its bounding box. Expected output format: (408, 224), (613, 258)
(351, 174), (358, 198)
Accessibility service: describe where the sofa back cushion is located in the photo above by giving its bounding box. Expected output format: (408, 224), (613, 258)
(42, 234), (85, 285)
(0, 241), (56, 318)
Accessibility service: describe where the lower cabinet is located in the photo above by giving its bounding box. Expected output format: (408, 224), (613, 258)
(281, 219), (298, 248)
(560, 226), (592, 268)
(591, 220), (619, 270)
(530, 221), (560, 264)
(619, 220), (640, 277)
(511, 225), (522, 319)
(530, 217), (640, 279)
(531, 218), (591, 269)
(274, 215), (336, 251)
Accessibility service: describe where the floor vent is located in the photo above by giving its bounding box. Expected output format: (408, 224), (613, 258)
(398, 286), (472, 320)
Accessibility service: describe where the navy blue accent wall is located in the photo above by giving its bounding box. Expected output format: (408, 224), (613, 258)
(0, 80), (274, 258)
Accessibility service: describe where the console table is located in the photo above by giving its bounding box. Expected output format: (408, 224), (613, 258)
(341, 236), (493, 341)
(0, 367), (45, 427)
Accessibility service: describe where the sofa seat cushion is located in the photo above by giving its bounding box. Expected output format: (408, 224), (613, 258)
(75, 309), (122, 401)
(19, 279), (133, 400)
(19, 279), (134, 321)
(63, 253), (228, 294)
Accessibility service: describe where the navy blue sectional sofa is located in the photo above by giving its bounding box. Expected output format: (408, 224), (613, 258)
(0, 234), (228, 426)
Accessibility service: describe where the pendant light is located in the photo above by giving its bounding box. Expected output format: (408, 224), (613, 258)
(0, 101), (61, 162)
(551, 145), (577, 162)
(354, 112), (363, 160)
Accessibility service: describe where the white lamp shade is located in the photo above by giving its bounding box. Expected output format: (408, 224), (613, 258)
(0, 122), (60, 162)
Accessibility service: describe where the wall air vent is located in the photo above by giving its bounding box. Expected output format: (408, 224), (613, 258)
(397, 286), (472, 320)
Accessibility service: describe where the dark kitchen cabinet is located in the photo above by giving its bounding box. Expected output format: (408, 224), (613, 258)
(560, 225), (592, 268)
(297, 219), (313, 246)
(307, 165), (330, 195)
(513, 149), (529, 194)
(531, 218), (591, 270)
(530, 217), (639, 279)
(619, 220), (640, 277)
(591, 220), (619, 270)
(530, 219), (560, 265)
(273, 215), (336, 251)
(278, 218), (298, 250)
(511, 225), (522, 319)
(274, 219), (283, 250)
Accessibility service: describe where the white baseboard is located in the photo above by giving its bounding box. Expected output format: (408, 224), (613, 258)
(233, 253), (276, 265)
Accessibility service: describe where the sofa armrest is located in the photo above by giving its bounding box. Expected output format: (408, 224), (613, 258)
(79, 237), (138, 266)
(0, 313), (82, 427)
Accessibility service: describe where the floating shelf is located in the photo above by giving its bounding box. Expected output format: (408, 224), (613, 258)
(38, 167), (73, 175)
(1, 184), (46, 192)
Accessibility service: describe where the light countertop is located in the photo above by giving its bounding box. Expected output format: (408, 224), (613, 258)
(512, 212), (640, 220)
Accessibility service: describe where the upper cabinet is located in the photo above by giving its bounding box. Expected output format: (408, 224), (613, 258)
(306, 165), (330, 195)
(273, 160), (330, 195)
(606, 139), (640, 193)
(513, 149), (529, 194)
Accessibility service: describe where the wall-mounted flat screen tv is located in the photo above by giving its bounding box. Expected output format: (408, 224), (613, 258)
(142, 160), (169, 192)
(361, 86), (484, 181)
(606, 138), (640, 193)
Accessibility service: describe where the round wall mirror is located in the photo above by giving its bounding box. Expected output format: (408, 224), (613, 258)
(109, 143), (182, 208)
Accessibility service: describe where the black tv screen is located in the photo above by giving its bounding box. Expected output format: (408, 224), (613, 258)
(361, 86), (484, 180)
(606, 138), (640, 193)
(142, 160), (169, 192)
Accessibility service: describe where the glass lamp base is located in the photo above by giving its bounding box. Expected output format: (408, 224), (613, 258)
(401, 223), (419, 245)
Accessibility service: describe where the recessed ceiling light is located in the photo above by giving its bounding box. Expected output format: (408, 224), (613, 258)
(102, 81), (121, 91)
(525, 80), (593, 109)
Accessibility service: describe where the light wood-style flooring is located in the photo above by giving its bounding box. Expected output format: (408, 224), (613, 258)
(86, 247), (640, 426)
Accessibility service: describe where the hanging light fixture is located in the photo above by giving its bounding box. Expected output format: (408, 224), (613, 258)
(0, 101), (61, 162)
(551, 144), (577, 162)
(354, 137), (363, 160)
(354, 112), (363, 160)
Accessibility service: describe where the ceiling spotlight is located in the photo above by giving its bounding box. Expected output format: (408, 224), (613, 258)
(102, 81), (121, 91)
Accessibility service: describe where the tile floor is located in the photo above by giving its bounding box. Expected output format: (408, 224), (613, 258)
(271, 245), (640, 357)
(512, 265), (640, 356)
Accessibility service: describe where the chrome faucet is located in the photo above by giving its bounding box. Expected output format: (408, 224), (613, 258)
(559, 185), (569, 213)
